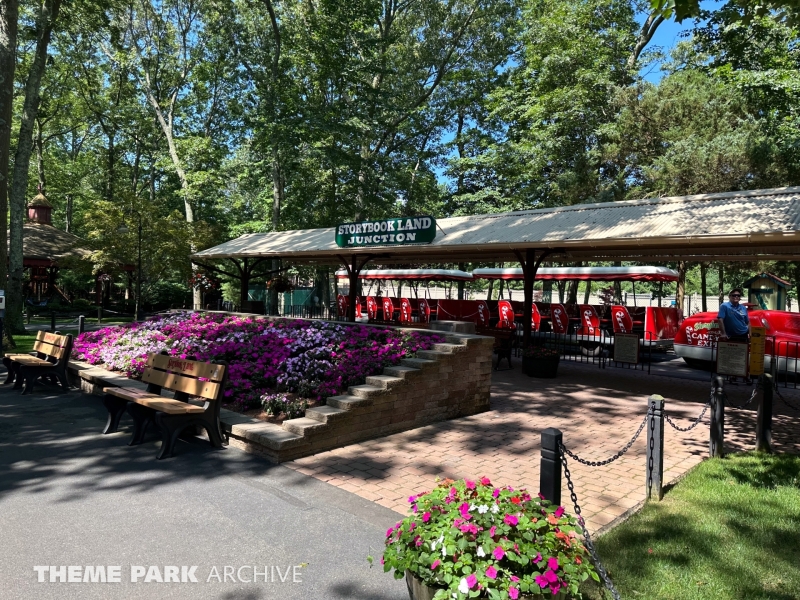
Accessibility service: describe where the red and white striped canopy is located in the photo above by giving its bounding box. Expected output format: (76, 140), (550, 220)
(335, 268), (473, 281)
(471, 266), (679, 282)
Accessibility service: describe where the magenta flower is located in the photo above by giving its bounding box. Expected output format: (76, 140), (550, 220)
(422, 511), (431, 523)
(554, 506), (565, 518)
(459, 503), (471, 520)
(431, 559), (440, 570)
(479, 476), (491, 486)
(492, 546), (505, 560)
(466, 574), (477, 589)
(489, 525), (496, 537)
(503, 514), (519, 526)
(485, 566), (497, 579)
(509, 586), (519, 599)
(465, 479), (476, 490)
(548, 557), (559, 571)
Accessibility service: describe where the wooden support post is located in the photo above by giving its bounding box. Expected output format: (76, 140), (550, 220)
(646, 395), (665, 501)
(348, 255), (358, 322)
(240, 257), (250, 311)
(540, 427), (562, 506)
(710, 376), (725, 458)
(756, 374), (773, 453)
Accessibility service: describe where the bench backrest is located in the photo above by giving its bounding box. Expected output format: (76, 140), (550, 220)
(33, 331), (72, 360)
(382, 297), (395, 321)
(550, 303), (569, 334)
(142, 354), (227, 401)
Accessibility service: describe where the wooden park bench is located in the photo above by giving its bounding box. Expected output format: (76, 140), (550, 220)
(2, 331), (73, 395)
(101, 353), (228, 460)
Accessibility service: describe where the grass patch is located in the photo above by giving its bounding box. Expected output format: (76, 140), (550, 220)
(582, 453), (800, 600)
(8, 334), (38, 355)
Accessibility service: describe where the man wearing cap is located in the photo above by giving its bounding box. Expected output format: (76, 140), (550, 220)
(717, 287), (749, 343)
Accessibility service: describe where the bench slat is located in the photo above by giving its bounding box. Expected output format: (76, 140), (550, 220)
(104, 387), (206, 414)
(142, 367), (221, 400)
(11, 356), (54, 366)
(146, 354), (226, 381)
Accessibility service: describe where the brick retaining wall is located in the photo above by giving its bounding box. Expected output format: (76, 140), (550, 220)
(67, 316), (494, 463)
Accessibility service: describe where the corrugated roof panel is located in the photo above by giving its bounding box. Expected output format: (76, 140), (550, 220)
(194, 186), (800, 261)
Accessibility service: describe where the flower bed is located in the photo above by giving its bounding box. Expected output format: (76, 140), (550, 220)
(72, 312), (443, 409)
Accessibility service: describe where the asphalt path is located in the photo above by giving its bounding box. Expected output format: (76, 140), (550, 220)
(0, 378), (408, 600)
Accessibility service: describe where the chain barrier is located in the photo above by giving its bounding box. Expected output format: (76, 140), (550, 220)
(724, 379), (760, 410)
(558, 444), (621, 600)
(664, 388), (712, 432)
(560, 407), (651, 467)
(774, 384), (800, 411)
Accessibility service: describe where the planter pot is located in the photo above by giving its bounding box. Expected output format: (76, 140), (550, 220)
(522, 355), (560, 378)
(404, 571), (569, 600)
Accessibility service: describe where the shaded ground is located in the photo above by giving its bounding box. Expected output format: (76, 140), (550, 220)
(0, 380), (406, 600)
(285, 360), (800, 532)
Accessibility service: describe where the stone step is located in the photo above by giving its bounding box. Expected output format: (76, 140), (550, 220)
(326, 394), (372, 410)
(416, 349), (452, 361)
(227, 421), (306, 450)
(383, 365), (421, 379)
(283, 417), (328, 436)
(348, 384), (385, 399)
(366, 374), (405, 389)
(401, 357), (437, 370)
(433, 343), (463, 353)
(305, 405), (348, 424)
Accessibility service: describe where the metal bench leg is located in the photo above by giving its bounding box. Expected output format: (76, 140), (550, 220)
(126, 403), (155, 445)
(102, 396), (129, 434)
(2, 357), (16, 384)
(198, 414), (224, 449)
(154, 413), (184, 460)
(19, 367), (36, 395)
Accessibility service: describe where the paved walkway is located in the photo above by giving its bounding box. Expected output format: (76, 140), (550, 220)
(0, 383), (407, 600)
(285, 362), (800, 532)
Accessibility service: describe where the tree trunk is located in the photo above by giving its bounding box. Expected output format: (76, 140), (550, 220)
(0, 0), (18, 293)
(8, 0), (61, 334)
(675, 261), (687, 316)
(700, 263), (707, 312)
(457, 262), (466, 300)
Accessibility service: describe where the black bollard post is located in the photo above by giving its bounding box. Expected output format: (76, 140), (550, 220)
(97, 305), (102, 323)
(50, 311), (56, 332)
(710, 376), (725, 458)
(78, 315), (85, 335)
(646, 394), (665, 501)
(540, 428), (563, 506)
(756, 374), (773, 453)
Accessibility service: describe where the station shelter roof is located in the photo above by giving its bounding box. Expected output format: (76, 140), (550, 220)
(194, 186), (800, 265)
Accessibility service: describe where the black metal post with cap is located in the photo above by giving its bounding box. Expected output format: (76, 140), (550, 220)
(118, 210), (142, 321)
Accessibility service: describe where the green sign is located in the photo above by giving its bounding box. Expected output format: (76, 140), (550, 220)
(335, 216), (436, 248)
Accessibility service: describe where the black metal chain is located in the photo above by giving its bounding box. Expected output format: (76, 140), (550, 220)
(725, 379), (760, 410)
(664, 389), (712, 432)
(774, 384), (800, 411)
(558, 444), (621, 600)
(560, 407), (651, 467)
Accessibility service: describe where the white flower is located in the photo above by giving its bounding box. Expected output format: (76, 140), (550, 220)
(469, 503), (477, 512)
(442, 545), (447, 557)
(458, 578), (469, 594)
(430, 541), (437, 551)
(477, 504), (489, 514)
(490, 504), (500, 514)
(476, 546), (485, 557)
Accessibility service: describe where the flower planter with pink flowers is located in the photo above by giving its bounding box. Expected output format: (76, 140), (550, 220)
(381, 478), (598, 600)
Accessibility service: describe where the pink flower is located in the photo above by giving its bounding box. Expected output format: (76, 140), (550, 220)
(422, 511), (431, 522)
(485, 566), (497, 579)
(492, 488), (500, 498)
(554, 506), (565, 518)
(386, 527), (393, 537)
(534, 552), (542, 563)
(431, 559), (440, 570)
(459, 523), (479, 535)
(509, 586), (519, 599)
(548, 557), (559, 571)
(489, 525), (496, 537)
(465, 479), (476, 490)
(492, 546), (505, 560)
(459, 503), (472, 520)
(480, 476), (491, 486)
(466, 574), (477, 589)
(510, 575), (520, 582)
(503, 514), (518, 526)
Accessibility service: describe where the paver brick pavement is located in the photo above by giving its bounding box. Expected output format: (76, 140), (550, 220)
(286, 360), (800, 532)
